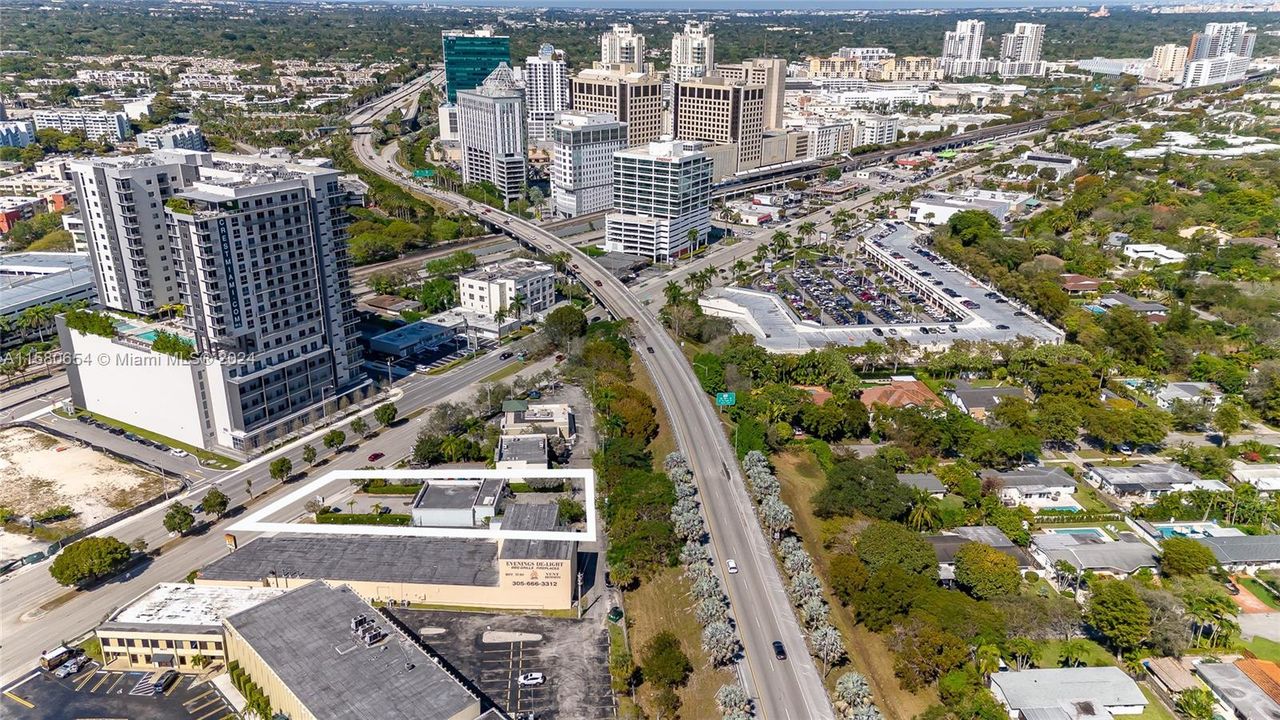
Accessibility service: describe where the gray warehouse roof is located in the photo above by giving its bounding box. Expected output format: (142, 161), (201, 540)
(500, 503), (573, 561)
(198, 534), (499, 587)
(990, 667), (1146, 711)
(224, 583), (480, 720)
(1194, 535), (1280, 565)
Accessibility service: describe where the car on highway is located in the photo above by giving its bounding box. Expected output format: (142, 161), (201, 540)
(499, 351), (513, 360)
(594, 280), (603, 287)
(726, 559), (738, 574)
(646, 346), (655, 354)
(772, 641), (787, 660)
(169, 448), (189, 458)
(367, 452), (385, 462)
(518, 672), (546, 687)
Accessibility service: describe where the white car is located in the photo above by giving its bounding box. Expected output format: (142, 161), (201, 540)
(169, 448), (189, 458)
(517, 672), (545, 687)
(726, 559), (738, 574)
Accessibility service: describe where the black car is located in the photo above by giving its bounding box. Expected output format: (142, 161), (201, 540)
(646, 346), (655, 354)
(772, 641), (787, 661)
(499, 352), (513, 360)
(153, 670), (178, 695)
(872, 328), (884, 336)
(996, 324), (1010, 330)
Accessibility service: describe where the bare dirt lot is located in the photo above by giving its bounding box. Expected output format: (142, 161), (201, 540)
(0, 426), (179, 561)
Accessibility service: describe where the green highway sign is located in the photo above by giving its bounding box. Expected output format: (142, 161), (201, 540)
(413, 168), (435, 178)
(715, 392), (736, 407)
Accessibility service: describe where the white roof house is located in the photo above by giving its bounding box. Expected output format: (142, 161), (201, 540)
(1122, 243), (1187, 265)
(990, 667), (1148, 719)
(1155, 381), (1222, 410)
(1231, 462), (1280, 493)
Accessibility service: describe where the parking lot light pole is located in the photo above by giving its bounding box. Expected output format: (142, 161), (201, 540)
(577, 572), (584, 620)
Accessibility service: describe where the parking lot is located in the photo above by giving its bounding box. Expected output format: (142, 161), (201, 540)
(391, 609), (615, 720)
(1, 665), (233, 720)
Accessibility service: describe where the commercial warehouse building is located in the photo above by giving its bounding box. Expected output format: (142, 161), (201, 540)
(196, 525), (576, 610)
(223, 582), (497, 720)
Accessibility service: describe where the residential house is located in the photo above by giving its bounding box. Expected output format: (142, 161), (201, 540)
(1031, 532), (1159, 579)
(982, 467), (1078, 511)
(925, 526), (1039, 583)
(1195, 659), (1280, 720)
(989, 667), (1149, 718)
(946, 380), (1026, 422)
(1231, 462), (1280, 494)
(1155, 381), (1222, 410)
(1098, 292), (1168, 321)
(1059, 273), (1102, 295)
(1194, 535), (1280, 574)
(860, 378), (944, 414)
(1087, 463), (1226, 503)
(897, 473), (946, 497)
(1122, 243), (1187, 265)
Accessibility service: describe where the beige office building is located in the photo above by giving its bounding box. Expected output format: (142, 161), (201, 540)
(96, 583), (286, 672)
(571, 66), (665, 145)
(1147, 43), (1189, 82)
(807, 55), (871, 79)
(673, 76), (766, 173)
(874, 56), (944, 82)
(715, 58), (786, 130)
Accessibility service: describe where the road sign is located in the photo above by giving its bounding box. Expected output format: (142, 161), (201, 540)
(715, 392), (736, 407)
(413, 168), (434, 178)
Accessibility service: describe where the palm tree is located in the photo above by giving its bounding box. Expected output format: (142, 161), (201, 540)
(1059, 639), (1087, 668)
(907, 490), (940, 531)
(19, 305), (53, 342)
(493, 305), (507, 340)
(508, 293), (526, 322)
(732, 259), (749, 284)
(687, 227), (701, 255)
(441, 435), (469, 462)
(663, 281), (686, 307)
(797, 221), (817, 248)
(770, 231), (791, 257)
(975, 645), (1002, 681)
(1008, 637), (1037, 670)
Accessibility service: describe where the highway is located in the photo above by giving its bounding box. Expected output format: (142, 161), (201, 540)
(354, 113), (835, 720)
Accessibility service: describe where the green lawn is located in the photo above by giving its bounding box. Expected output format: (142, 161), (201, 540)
(1072, 483), (1114, 513)
(1239, 577), (1280, 610)
(1241, 636), (1280, 662)
(1034, 639), (1115, 668)
(67, 408), (240, 469)
(1134, 687), (1177, 720)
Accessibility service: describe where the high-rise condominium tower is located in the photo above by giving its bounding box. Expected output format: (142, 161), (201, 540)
(457, 64), (527, 207)
(601, 23), (646, 68)
(670, 21), (715, 83)
(550, 112), (627, 218)
(522, 44), (571, 143)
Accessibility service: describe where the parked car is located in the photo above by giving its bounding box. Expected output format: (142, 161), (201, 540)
(53, 656), (86, 678)
(169, 448), (189, 458)
(153, 670), (178, 695)
(367, 452), (385, 462)
(646, 346), (655, 354)
(518, 672), (546, 687)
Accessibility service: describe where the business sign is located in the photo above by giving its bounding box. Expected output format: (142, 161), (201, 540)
(715, 392), (736, 407)
(503, 559), (565, 588)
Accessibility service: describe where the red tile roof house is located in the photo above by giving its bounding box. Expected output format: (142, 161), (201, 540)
(859, 379), (945, 414)
(1058, 273), (1101, 295)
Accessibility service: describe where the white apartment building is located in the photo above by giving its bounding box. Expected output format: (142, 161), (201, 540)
(437, 102), (460, 142)
(75, 69), (151, 88)
(63, 150), (366, 452)
(136, 124), (207, 152)
(999, 23), (1046, 77)
(605, 140), (712, 262)
(601, 23), (646, 68)
(457, 64), (527, 206)
(458, 258), (555, 319)
(715, 58), (787, 131)
(672, 76), (766, 172)
(1182, 54), (1251, 88)
(550, 112), (627, 218)
(852, 114), (899, 146)
(943, 20), (986, 62)
(804, 122), (856, 159)
(1146, 44), (1189, 82)
(0, 120), (35, 148)
(69, 154), (185, 314)
(670, 21), (715, 83)
(33, 109), (131, 142)
(571, 67), (665, 146)
(1190, 22), (1256, 60)
(520, 44), (571, 143)
(835, 47), (894, 63)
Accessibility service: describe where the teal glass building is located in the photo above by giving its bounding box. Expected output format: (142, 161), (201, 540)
(442, 30), (512, 102)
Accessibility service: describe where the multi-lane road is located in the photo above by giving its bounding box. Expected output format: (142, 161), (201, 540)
(354, 116), (835, 719)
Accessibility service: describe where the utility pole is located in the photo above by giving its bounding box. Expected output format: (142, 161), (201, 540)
(576, 571), (585, 620)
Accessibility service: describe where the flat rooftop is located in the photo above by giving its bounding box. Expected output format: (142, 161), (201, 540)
(101, 582), (286, 633)
(460, 257), (553, 284)
(498, 434), (549, 464)
(225, 583), (480, 720)
(0, 252), (96, 315)
(413, 480), (503, 511)
(500, 503), (573, 561)
(198, 534), (500, 587)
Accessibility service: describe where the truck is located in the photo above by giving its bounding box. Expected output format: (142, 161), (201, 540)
(39, 646), (75, 671)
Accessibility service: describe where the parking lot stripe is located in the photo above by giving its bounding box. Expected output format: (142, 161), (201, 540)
(192, 704), (227, 720)
(184, 689), (214, 707)
(89, 673), (112, 693)
(73, 670), (99, 691)
(188, 696), (220, 714)
(2, 691), (34, 708)
(107, 672), (128, 693)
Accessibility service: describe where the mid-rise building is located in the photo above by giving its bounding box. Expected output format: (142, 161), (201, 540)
(605, 139), (712, 262)
(457, 64), (527, 207)
(672, 76), (766, 172)
(437, 102), (460, 142)
(521, 44), (571, 143)
(1182, 54), (1251, 88)
(715, 58), (786, 131)
(571, 67), (665, 146)
(0, 120), (35, 148)
(1146, 44), (1189, 82)
(999, 23), (1046, 77)
(873, 56), (943, 82)
(0, 196), (44, 233)
(1, 253), (97, 348)
(807, 55), (871, 80)
(601, 23), (646, 68)
(442, 26), (511, 103)
(852, 114), (898, 147)
(670, 21), (715, 83)
(74, 69), (151, 89)
(1190, 21), (1256, 60)
(62, 150), (367, 452)
(136, 124), (207, 152)
(550, 112), (627, 218)
(33, 109), (131, 142)
(457, 258), (555, 319)
(835, 47), (895, 63)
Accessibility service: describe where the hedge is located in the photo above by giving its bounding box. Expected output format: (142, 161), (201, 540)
(361, 483), (423, 495)
(316, 512), (411, 526)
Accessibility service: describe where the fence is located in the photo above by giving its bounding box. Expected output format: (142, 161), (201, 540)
(4, 421), (188, 569)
